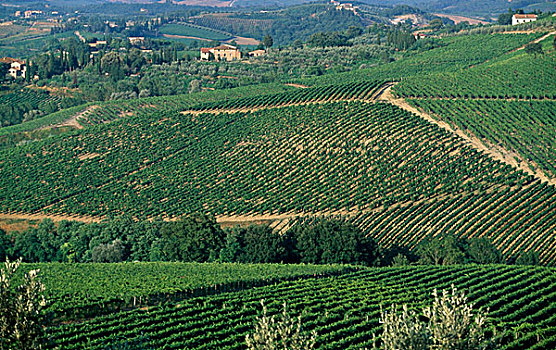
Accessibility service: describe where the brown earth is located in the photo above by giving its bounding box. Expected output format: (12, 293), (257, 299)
(432, 13), (489, 25)
(173, 0), (232, 7)
(225, 36), (260, 46)
(162, 34), (212, 42)
(39, 105), (99, 131)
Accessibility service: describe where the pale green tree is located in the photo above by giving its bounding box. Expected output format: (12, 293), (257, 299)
(374, 286), (498, 350)
(0, 259), (46, 350)
(246, 300), (316, 350)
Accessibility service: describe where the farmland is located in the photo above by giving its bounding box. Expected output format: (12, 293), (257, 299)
(1, 11), (556, 349)
(19, 262), (351, 319)
(2, 97), (555, 264)
(42, 264), (556, 349)
(160, 23), (232, 41)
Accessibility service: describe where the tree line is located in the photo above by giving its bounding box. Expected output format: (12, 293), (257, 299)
(0, 214), (540, 266)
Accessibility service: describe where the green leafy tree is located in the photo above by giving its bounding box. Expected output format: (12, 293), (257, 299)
(292, 219), (379, 265)
(417, 235), (465, 265)
(0, 229), (12, 261)
(515, 250), (539, 265)
(497, 9), (514, 25)
(428, 18), (444, 30)
(466, 238), (501, 264)
(0, 259), (46, 350)
(246, 300), (316, 350)
(263, 35), (274, 51)
(524, 42), (543, 57)
(0, 62), (9, 81)
(188, 79), (201, 94)
(220, 225), (294, 263)
(91, 239), (126, 263)
(159, 214), (225, 262)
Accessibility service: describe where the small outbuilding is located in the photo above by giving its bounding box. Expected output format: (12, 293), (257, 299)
(248, 49), (266, 58)
(512, 14), (537, 25)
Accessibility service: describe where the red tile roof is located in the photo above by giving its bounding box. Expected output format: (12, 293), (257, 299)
(513, 14), (537, 19)
(0, 57), (24, 64)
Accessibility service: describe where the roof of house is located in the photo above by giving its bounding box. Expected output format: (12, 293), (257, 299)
(200, 48), (211, 53)
(212, 45), (238, 51)
(513, 14), (538, 19)
(0, 57), (24, 64)
(249, 49), (266, 54)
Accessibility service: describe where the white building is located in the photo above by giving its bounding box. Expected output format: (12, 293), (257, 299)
(512, 14), (537, 25)
(1, 57), (26, 79)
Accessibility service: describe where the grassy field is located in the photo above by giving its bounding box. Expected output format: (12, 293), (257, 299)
(160, 23), (231, 41)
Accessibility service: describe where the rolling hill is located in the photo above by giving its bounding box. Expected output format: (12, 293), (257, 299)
(1, 30), (555, 264)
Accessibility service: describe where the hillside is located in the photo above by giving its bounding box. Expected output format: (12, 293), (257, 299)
(41, 264), (556, 349)
(1, 30), (555, 264)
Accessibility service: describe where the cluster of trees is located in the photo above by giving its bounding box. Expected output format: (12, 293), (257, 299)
(0, 216), (378, 266)
(306, 26), (364, 48)
(0, 214), (540, 267)
(386, 29), (416, 50)
(415, 235), (539, 266)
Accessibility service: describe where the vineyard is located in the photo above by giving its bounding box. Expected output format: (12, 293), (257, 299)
(190, 15), (273, 37)
(0, 101), (530, 217)
(293, 33), (545, 87)
(160, 23), (232, 41)
(0, 83), (295, 136)
(394, 52), (556, 100)
(186, 81), (385, 112)
(0, 89), (63, 127)
(20, 263), (350, 320)
(1, 98), (555, 263)
(43, 264), (556, 350)
(1, 13), (555, 350)
(409, 99), (556, 178)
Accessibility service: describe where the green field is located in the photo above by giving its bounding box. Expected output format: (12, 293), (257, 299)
(21, 263), (351, 319)
(43, 264), (556, 350)
(160, 23), (231, 41)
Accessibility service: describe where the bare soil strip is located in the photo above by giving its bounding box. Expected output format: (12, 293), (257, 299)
(36, 105), (99, 131)
(162, 34), (212, 42)
(432, 13), (489, 25)
(284, 83), (309, 89)
(0, 213), (100, 224)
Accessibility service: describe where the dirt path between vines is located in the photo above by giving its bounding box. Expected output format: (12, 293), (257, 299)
(0, 213), (101, 224)
(39, 105), (99, 131)
(512, 31), (556, 52)
(379, 85), (556, 186)
(284, 83), (309, 89)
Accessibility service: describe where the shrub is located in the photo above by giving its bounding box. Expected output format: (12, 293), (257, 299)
(374, 285), (498, 350)
(246, 300), (316, 350)
(0, 259), (46, 350)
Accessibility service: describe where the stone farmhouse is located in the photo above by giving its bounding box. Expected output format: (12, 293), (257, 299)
(200, 44), (241, 62)
(248, 49), (266, 58)
(0, 57), (26, 79)
(512, 14), (537, 25)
